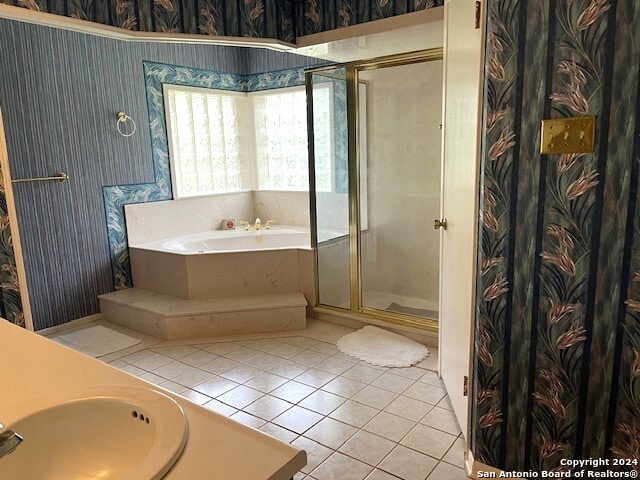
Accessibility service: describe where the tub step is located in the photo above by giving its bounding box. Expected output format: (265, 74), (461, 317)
(99, 288), (307, 340)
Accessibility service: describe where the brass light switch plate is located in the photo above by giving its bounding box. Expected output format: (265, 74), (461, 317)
(540, 116), (596, 155)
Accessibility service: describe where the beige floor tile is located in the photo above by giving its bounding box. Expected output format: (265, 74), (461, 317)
(219, 364), (263, 383)
(370, 372), (415, 394)
(384, 395), (434, 422)
(286, 337), (320, 348)
(179, 350), (219, 367)
(180, 389), (212, 405)
(442, 437), (466, 468)
(244, 395), (293, 421)
(244, 372), (289, 393)
(342, 364), (385, 384)
(151, 345), (199, 359)
(244, 352), (287, 370)
(193, 376), (239, 397)
(308, 342), (339, 355)
(365, 468), (401, 480)
(311, 452), (373, 480)
(292, 436), (334, 474)
(224, 346), (262, 362)
(295, 368), (337, 388)
(152, 361), (197, 379)
(322, 377), (367, 398)
(291, 350), (331, 367)
(350, 386), (398, 410)
(120, 364), (148, 377)
(427, 461), (468, 480)
(269, 343), (306, 359)
(203, 398), (237, 416)
(230, 411), (266, 428)
(436, 396), (454, 411)
(273, 406), (324, 434)
(403, 383), (447, 405)
(419, 406), (462, 435)
(137, 371), (167, 385)
(378, 445), (438, 480)
(329, 400), (380, 428)
(217, 385), (264, 409)
(130, 352), (173, 371)
(200, 357), (240, 375)
(171, 368), (217, 388)
(363, 411), (416, 442)
(305, 417), (358, 449)
(201, 342), (242, 355)
(272, 380), (316, 403)
(400, 424), (457, 459)
(414, 350), (438, 371)
(269, 361), (309, 379)
(258, 422), (299, 443)
(247, 338), (285, 352)
(315, 356), (358, 375)
(339, 430), (396, 466)
(417, 370), (445, 388)
(119, 349), (155, 364)
(388, 366), (428, 381)
(300, 390), (346, 415)
(156, 380), (188, 394)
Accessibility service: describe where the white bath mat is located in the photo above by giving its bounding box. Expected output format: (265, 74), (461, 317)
(51, 325), (141, 357)
(336, 325), (430, 367)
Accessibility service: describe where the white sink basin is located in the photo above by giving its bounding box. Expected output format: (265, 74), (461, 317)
(0, 387), (188, 480)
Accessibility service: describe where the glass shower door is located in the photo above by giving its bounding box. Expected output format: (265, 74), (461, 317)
(307, 69), (351, 310)
(358, 61), (443, 321)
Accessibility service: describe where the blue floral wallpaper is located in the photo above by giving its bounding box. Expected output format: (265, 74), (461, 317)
(474, 0), (640, 471)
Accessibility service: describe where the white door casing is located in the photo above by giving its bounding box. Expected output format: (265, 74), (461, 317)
(439, 0), (485, 443)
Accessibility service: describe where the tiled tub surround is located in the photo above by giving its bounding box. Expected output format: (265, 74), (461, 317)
(105, 326), (466, 480)
(124, 190), (311, 247)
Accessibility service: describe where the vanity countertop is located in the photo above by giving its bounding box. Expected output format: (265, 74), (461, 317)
(0, 320), (306, 479)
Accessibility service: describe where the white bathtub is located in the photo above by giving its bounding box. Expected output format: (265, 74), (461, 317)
(135, 226), (311, 254)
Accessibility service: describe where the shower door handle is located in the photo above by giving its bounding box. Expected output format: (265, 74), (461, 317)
(434, 218), (448, 230)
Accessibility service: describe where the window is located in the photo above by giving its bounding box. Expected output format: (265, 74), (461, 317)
(252, 85), (332, 191)
(164, 84), (333, 197)
(164, 85), (252, 198)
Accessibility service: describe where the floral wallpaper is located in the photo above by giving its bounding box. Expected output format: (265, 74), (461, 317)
(475, 0), (640, 472)
(295, 0), (444, 37)
(0, 161), (25, 327)
(106, 61), (308, 289)
(1, 0), (442, 41)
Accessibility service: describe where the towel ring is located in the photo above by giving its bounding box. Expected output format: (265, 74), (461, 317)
(116, 112), (136, 137)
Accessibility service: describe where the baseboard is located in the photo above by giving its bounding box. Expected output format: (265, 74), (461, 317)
(37, 313), (102, 337)
(469, 456), (503, 479)
(314, 307), (438, 347)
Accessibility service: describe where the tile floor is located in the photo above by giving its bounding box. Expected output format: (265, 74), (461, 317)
(103, 323), (467, 480)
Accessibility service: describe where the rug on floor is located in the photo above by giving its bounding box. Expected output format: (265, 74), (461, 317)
(336, 325), (430, 367)
(51, 325), (141, 357)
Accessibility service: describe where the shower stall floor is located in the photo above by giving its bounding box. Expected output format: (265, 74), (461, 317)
(361, 291), (439, 321)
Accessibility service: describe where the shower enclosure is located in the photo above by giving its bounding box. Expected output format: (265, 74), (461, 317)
(306, 50), (443, 331)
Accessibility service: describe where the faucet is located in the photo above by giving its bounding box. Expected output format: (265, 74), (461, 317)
(0, 428), (23, 459)
(239, 218), (274, 231)
(254, 218), (261, 231)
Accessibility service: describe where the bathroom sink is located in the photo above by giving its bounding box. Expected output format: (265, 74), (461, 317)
(0, 387), (188, 480)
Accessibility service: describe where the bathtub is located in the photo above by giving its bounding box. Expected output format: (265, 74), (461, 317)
(138, 227), (311, 254)
(128, 226), (316, 305)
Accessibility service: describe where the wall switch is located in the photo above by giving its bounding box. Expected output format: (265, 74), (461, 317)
(540, 116), (596, 155)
